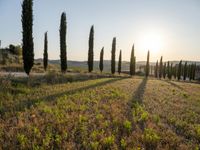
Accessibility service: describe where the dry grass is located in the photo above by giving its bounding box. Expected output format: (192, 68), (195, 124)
(0, 75), (200, 149)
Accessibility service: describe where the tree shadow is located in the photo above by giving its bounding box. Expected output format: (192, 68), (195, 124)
(10, 73), (128, 87)
(163, 80), (184, 91)
(132, 77), (147, 104)
(127, 77), (148, 131)
(2, 77), (128, 117)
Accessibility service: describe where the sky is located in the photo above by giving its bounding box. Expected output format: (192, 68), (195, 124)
(0, 0), (200, 62)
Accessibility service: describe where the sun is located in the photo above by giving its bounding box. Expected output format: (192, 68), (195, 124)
(138, 31), (164, 54)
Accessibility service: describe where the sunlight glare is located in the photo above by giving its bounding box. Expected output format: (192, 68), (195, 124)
(138, 31), (164, 54)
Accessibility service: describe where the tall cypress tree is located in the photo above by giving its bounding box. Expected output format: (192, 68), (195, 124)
(183, 61), (187, 80)
(170, 63), (173, 80)
(130, 44), (135, 76)
(111, 37), (116, 74)
(118, 50), (122, 74)
(99, 47), (104, 73)
(88, 25), (94, 72)
(174, 65), (177, 79)
(155, 60), (158, 78)
(167, 61), (170, 79)
(177, 60), (182, 80)
(43, 32), (48, 71)
(192, 63), (196, 80)
(60, 12), (67, 73)
(22, 0), (34, 75)
(189, 64), (193, 81)
(159, 56), (163, 78)
(145, 50), (150, 77)
(163, 62), (166, 79)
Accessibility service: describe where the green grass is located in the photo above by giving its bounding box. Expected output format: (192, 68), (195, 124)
(0, 74), (200, 149)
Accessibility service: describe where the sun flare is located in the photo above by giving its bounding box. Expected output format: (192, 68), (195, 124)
(138, 31), (164, 54)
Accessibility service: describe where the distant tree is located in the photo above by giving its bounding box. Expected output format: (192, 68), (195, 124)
(183, 61), (187, 81)
(88, 25), (94, 72)
(167, 61), (170, 79)
(22, 0), (34, 75)
(145, 50), (150, 77)
(170, 63), (173, 79)
(192, 63), (196, 80)
(99, 47), (104, 73)
(159, 56), (163, 78)
(43, 32), (48, 71)
(111, 37), (116, 74)
(174, 65), (177, 79)
(130, 44), (135, 75)
(118, 50), (122, 74)
(155, 60), (158, 78)
(188, 64), (193, 81)
(163, 62), (166, 79)
(177, 60), (182, 80)
(60, 12), (67, 73)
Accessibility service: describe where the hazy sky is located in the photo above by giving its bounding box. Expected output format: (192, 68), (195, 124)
(0, 0), (200, 62)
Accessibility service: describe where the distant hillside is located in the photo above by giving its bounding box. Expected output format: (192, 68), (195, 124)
(35, 59), (200, 72)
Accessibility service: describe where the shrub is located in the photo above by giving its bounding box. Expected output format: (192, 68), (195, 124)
(143, 128), (160, 149)
(123, 120), (132, 133)
(103, 135), (115, 148)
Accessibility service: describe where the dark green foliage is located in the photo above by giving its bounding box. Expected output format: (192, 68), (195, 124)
(189, 64), (193, 81)
(60, 12), (67, 73)
(192, 63), (196, 80)
(170, 63), (173, 79)
(22, 0), (34, 75)
(145, 50), (150, 77)
(183, 61), (187, 81)
(167, 61), (170, 79)
(88, 25), (94, 72)
(43, 32), (48, 71)
(177, 60), (182, 80)
(159, 56), (163, 78)
(99, 47), (104, 73)
(111, 37), (116, 74)
(189, 63), (196, 81)
(155, 60), (158, 78)
(163, 62), (166, 79)
(173, 65), (177, 79)
(118, 50), (122, 74)
(130, 44), (135, 76)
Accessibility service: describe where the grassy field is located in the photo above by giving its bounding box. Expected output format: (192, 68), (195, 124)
(0, 74), (200, 149)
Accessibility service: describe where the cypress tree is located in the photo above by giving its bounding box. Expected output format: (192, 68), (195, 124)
(189, 64), (193, 81)
(88, 25), (94, 72)
(170, 63), (173, 80)
(163, 62), (166, 79)
(177, 60), (182, 80)
(99, 47), (104, 73)
(22, 0), (34, 75)
(111, 37), (116, 74)
(43, 32), (48, 71)
(192, 63), (196, 80)
(130, 44), (135, 75)
(159, 56), (163, 78)
(174, 65), (177, 79)
(155, 60), (158, 78)
(118, 50), (122, 74)
(167, 61), (170, 79)
(183, 61), (187, 80)
(145, 50), (150, 77)
(60, 12), (67, 73)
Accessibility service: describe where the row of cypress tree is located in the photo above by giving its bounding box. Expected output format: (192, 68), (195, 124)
(21, 0), (137, 75)
(154, 57), (197, 81)
(21, 0), (197, 80)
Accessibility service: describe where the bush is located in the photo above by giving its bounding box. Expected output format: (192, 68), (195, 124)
(143, 128), (160, 149)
